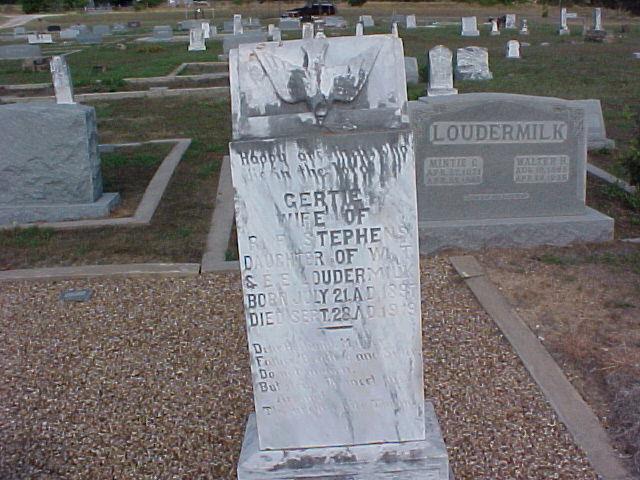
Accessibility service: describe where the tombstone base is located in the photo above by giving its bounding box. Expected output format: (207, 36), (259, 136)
(427, 87), (458, 97)
(0, 192), (120, 226)
(188, 45), (206, 51)
(558, 28), (570, 35)
(461, 30), (479, 37)
(419, 207), (614, 254)
(237, 402), (450, 480)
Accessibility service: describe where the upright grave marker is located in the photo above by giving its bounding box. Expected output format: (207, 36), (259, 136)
(490, 18), (500, 35)
(456, 46), (492, 81)
(189, 28), (206, 51)
(410, 93), (614, 252)
(505, 14), (517, 29)
(406, 14), (417, 29)
(520, 19), (529, 35)
(461, 16), (480, 36)
(427, 45), (457, 96)
(506, 40), (521, 58)
(359, 15), (374, 27)
(559, 8), (570, 35)
(50, 55), (74, 104)
(230, 33), (449, 480)
(234, 14), (243, 35)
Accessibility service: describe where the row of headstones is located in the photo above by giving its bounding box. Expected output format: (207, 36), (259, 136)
(461, 16), (528, 37)
(559, 7), (606, 35)
(426, 43), (523, 96)
(18, 22), (141, 44)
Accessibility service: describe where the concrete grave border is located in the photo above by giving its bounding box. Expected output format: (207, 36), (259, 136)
(0, 138), (190, 231)
(450, 255), (631, 480)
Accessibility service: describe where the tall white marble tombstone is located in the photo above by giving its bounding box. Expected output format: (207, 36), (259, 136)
(50, 55), (74, 105)
(406, 14), (417, 29)
(490, 18), (500, 35)
(230, 33), (449, 480)
(559, 8), (570, 35)
(355, 21), (364, 36)
(519, 18), (529, 35)
(592, 8), (604, 32)
(201, 21), (211, 39)
(427, 45), (458, 96)
(188, 27), (206, 51)
(268, 23), (274, 36)
(505, 13), (517, 29)
(506, 39), (521, 59)
(234, 14), (243, 35)
(461, 16), (479, 36)
(302, 22), (314, 39)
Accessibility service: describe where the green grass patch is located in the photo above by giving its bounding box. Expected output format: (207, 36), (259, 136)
(0, 226), (54, 249)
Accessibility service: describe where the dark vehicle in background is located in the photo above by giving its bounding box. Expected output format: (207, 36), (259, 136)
(284, 0), (336, 18)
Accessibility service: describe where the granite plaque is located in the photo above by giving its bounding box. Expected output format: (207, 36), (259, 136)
(411, 93), (588, 221)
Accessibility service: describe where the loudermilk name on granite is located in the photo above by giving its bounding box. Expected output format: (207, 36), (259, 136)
(410, 93), (614, 252)
(230, 33), (449, 479)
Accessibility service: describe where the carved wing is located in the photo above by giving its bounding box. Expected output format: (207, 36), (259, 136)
(254, 49), (310, 104)
(325, 45), (381, 103)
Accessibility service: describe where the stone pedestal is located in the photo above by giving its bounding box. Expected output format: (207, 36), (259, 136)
(238, 402), (449, 480)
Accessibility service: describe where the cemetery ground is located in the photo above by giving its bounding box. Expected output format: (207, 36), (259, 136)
(1, 2), (640, 478)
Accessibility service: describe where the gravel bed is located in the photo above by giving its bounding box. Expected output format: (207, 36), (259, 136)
(0, 257), (597, 479)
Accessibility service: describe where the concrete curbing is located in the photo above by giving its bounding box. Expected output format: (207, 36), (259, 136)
(0, 263), (200, 282)
(1, 86), (230, 103)
(201, 155), (240, 272)
(168, 61), (227, 77)
(0, 138), (191, 231)
(587, 162), (637, 194)
(124, 72), (228, 85)
(450, 255), (632, 480)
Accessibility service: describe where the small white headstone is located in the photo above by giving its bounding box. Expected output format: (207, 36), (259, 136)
(427, 45), (457, 96)
(189, 27), (206, 51)
(391, 22), (399, 37)
(234, 14), (243, 35)
(406, 14), (417, 29)
(268, 23), (274, 36)
(559, 8), (570, 35)
(50, 56), (74, 104)
(593, 8), (603, 32)
(271, 28), (281, 42)
(461, 16), (479, 37)
(201, 21), (211, 39)
(355, 22), (363, 36)
(490, 18), (500, 35)
(519, 19), (529, 35)
(505, 14), (517, 29)
(302, 22), (313, 39)
(27, 33), (53, 44)
(506, 39), (521, 59)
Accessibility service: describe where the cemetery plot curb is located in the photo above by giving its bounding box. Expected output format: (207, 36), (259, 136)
(0, 138), (191, 231)
(587, 163), (637, 195)
(201, 156), (239, 272)
(0, 263), (200, 282)
(167, 61), (228, 77)
(449, 255), (631, 480)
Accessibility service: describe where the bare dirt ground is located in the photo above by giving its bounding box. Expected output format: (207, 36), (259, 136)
(478, 241), (640, 477)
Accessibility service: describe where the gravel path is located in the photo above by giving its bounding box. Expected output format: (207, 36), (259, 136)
(0, 257), (597, 479)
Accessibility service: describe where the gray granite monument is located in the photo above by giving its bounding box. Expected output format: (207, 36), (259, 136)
(409, 93), (614, 252)
(573, 99), (615, 150)
(223, 30), (268, 53)
(456, 46), (492, 81)
(427, 45), (457, 97)
(279, 18), (301, 31)
(230, 33), (449, 480)
(0, 103), (119, 225)
(152, 25), (173, 41)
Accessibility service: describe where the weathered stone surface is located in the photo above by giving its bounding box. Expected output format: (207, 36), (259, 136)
(572, 99), (615, 150)
(60, 288), (93, 302)
(490, 18), (500, 35)
(238, 402), (449, 479)
(505, 14), (517, 29)
(0, 103), (120, 225)
(405, 56), (419, 84)
(127, 20), (141, 28)
(355, 22), (363, 36)
(0, 103), (103, 205)
(427, 45), (457, 96)
(188, 28), (206, 51)
(153, 25), (173, 40)
(223, 31), (267, 53)
(279, 18), (301, 31)
(230, 33), (442, 478)
(201, 21), (211, 39)
(406, 14), (417, 29)
(506, 40), (520, 58)
(559, 8), (570, 35)
(0, 44), (41, 60)
(92, 24), (110, 36)
(271, 28), (281, 42)
(27, 33), (53, 44)
(592, 7), (604, 32)
(230, 35), (409, 139)
(178, 19), (200, 31)
(455, 46), (492, 81)
(324, 16), (347, 28)
(60, 28), (79, 39)
(234, 14), (243, 35)
(50, 55), (75, 104)
(359, 15), (374, 27)
(302, 22), (314, 39)
(461, 16), (479, 36)
(410, 93), (588, 221)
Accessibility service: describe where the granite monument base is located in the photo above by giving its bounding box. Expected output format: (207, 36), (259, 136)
(0, 192), (120, 226)
(237, 402), (449, 480)
(419, 207), (614, 254)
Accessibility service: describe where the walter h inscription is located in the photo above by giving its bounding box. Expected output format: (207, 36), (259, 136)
(411, 94), (587, 221)
(231, 129), (424, 450)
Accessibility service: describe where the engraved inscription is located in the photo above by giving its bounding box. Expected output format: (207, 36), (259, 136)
(514, 155), (570, 183)
(424, 156), (483, 186)
(430, 121), (567, 145)
(463, 192), (530, 201)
